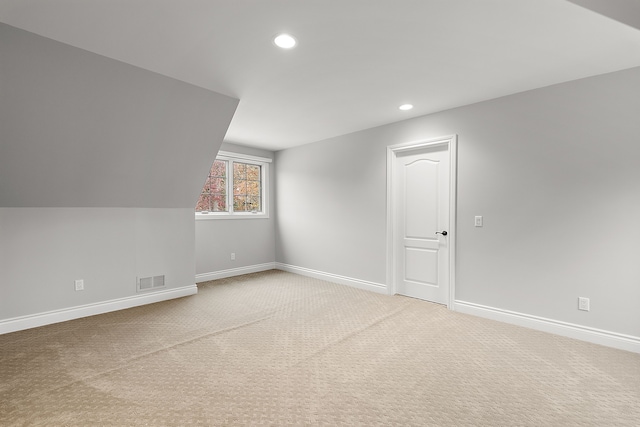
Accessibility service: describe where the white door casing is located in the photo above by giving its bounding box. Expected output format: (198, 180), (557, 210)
(386, 136), (457, 308)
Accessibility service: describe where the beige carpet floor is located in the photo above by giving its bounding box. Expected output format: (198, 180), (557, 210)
(1, 270), (639, 426)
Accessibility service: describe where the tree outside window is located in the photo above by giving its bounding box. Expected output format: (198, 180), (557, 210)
(196, 159), (227, 212)
(233, 162), (261, 212)
(196, 153), (269, 217)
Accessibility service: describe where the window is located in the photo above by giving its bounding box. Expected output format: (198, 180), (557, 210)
(196, 151), (271, 219)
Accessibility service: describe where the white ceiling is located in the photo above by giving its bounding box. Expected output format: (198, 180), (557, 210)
(1, 0), (640, 151)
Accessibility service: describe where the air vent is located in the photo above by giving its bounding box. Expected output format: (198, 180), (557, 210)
(139, 277), (153, 290)
(153, 275), (165, 288)
(137, 275), (166, 292)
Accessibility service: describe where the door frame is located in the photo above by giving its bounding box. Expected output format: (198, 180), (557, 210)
(386, 135), (458, 309)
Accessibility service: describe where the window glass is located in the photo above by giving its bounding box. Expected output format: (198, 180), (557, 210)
(196, 159), (227, 212)
(233, 162), (261, 212)
(196, 154), (268, 217)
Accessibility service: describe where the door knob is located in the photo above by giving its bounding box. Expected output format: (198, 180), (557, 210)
(436, 231), (448, 236)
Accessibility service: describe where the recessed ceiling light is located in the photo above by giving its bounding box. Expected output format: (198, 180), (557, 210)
(399, 104), (414, 111)
(274, 33), (297, 49)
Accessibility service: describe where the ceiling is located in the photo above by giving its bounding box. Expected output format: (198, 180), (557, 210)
(1, 0), (640, 151)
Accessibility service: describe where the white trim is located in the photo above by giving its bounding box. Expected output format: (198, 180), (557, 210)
(217, 150), (273, 163)
(195, 262), (276, 283)
(195, 212), (269, 220)
(386, 135), (458, 309)
(455, 300), (640, 354)
(275, 263), (387, 294)
(0, 285), (198, 335)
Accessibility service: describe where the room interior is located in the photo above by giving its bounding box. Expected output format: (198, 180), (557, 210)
(1, 0), (640, 358)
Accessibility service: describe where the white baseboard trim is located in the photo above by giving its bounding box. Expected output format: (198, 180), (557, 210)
(455, 300), (640, 354)
(195, 262), (277, 283)
(0, 285), (198, 336)
(275, 262), (387, 294)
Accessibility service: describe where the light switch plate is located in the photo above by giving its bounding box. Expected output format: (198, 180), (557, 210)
(475, 216), (483, 227)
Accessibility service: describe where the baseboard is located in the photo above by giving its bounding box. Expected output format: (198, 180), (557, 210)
(455, 300), (640, 354)
(195, 262), (277, 283)
(0, 285), (198, 335)
(275, 262), (387, 294)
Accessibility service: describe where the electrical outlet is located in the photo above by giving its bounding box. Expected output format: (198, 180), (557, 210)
(74, 279), (84, 291)
(578, 297), (590, 311)
(231, 253), (236, 261)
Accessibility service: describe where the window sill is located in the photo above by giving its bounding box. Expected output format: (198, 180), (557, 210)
(195, 212), (269, 220)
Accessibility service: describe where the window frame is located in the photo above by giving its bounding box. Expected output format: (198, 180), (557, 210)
(195, 151), (271, 220)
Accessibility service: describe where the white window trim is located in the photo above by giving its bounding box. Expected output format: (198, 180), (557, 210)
(196, 151), (272, 220)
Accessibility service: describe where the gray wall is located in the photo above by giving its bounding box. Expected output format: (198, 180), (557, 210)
(275, 66), (640, 338)
(195, 143), (276, 275)
(0, 208), (194, 319)
(0, 23), (238, 208)
(0, 24), (237, 323)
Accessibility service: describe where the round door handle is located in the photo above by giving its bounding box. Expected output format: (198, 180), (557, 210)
(436, 231), (448, 236)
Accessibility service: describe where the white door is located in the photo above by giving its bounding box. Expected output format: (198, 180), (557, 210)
(393, 144), (450, 304)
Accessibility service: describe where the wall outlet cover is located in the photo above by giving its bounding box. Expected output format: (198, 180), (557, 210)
(578, 297), (590, 311)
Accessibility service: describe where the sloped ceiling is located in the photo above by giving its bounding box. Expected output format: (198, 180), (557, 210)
(568, 0), (640, 31)
(1, 1), (640, 150)
(0, 23), (239, 208)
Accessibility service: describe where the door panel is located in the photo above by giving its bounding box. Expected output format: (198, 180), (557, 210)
(405, 159), (438, 239)
(405, 247), (438, 285)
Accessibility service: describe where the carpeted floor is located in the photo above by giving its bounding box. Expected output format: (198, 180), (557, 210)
(1, 270), (639, 426)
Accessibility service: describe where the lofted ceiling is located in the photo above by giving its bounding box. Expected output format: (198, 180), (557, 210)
(1, 0), (640, 151)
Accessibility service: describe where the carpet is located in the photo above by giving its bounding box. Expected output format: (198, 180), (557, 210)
(1, 270), (639, 426)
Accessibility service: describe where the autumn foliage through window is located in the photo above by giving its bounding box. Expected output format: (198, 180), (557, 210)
(196, 155), (266, 215)
(196, 159), (227, 212)
(233, 162), (261, 212)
